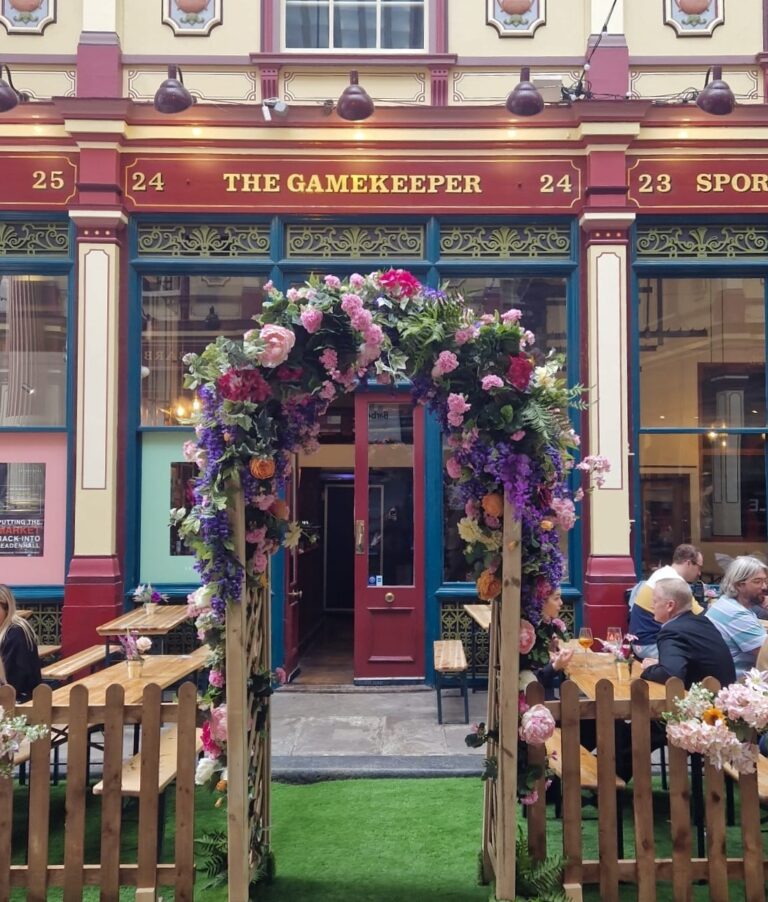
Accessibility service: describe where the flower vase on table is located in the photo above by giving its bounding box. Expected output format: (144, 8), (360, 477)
(616, 659), (632, 682)
(133, 583), (168, 615)
(126, 658), (144, 679)
(144, 602), (155, 617)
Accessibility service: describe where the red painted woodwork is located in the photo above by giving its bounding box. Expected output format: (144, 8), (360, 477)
(61, 556), (123, 655)
(76, 37), (122, 99)
(585, 150), (630, 208)
(121, 154), (586, 214)
(353, 394), (425, 680)
(582, 555), (636, 640)
(0, 154), (77, 209)
(628, 156), (768, 212)
(583, 35), (629, 102)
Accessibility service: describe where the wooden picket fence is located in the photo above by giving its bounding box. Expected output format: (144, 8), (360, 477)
(0, 680), (199, 901)
(523, 677), (768, 902)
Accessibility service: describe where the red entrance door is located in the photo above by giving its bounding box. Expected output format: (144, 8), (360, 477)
(353, 393), (425, 680)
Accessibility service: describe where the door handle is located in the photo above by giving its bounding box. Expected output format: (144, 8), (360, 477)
(384, 592), (395, 604)
(288, 590), (303, 599)
(355, 519), (365, 554)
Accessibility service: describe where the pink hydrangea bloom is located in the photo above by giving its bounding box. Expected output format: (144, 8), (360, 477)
(446, 393), (471, 427)
(431, 351), (459, 379)
(481, 375), (504, 391)
(300, 306), (323, 334)
(349, 273), (365, 289)
(519, 704), (556, 745)
(324, 275), (341, 289)
(319, 348), (338, 373)
(519, 619), (536, 655)
(501, 308), (523, 324)
(454, 327), (475, 346)
(552, 497), (577, 531)
(209, 705), (227, 744)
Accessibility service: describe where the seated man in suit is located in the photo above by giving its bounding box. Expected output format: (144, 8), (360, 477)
(640, 577), (735, 690)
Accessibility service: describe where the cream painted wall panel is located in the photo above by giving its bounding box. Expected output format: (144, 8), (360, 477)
(631, 69), (760, 103)
(0, 0), (81, 54)
(449, 0), (588, 59)
(3, 66), (75, 100)
(587, 245), (630, 557)
(120, 0), (259, 56)
(625, 0), (762, 56)
(75, 244), (120, 557)
(452, 67), (579, 103)
(126, 68), (259, 102)
(283, 69), (427, 104)
(83, 0), (118, 32)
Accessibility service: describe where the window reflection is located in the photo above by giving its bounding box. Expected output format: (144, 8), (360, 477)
(0, 275), (67, 427)
(442, 276), (567, 354)
(639, 278), (765, 428)
(140, 275), (266, 426)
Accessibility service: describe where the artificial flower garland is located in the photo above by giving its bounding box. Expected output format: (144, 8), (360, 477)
(175, 269), (607, 799)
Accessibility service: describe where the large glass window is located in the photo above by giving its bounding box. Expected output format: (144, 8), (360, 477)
(637, 277), (768, 580)
(285, 0), (425, 50)
(441, 275), (569, 583)
(140, 275), (266, 426)
(0, 275), (68, 427)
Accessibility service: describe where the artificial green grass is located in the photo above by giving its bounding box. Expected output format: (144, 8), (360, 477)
(11, 774), (768, 900)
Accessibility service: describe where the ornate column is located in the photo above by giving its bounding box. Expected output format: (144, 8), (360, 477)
(77, 0), (122, 97)
(580, 206), (636, 637)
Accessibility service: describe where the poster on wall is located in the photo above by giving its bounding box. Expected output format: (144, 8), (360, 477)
(0, 462), (45, 556)
(170, 461), (196, 555)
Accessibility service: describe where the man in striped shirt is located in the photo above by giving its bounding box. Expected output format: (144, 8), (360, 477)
(706, 556), (768, 679)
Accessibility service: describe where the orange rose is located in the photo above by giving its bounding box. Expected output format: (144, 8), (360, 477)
(249, 457), (276, 480)
(481, 493), (504, 519)
(270, 498), (289, 520)
(215, 779), (228, 793)
(476, 568), (502, 601)
(702, 707), (725, 726)
(540, 519), (554, 531)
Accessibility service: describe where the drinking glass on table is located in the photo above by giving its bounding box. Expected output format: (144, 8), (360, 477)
(605, 626), (623, 648)
(577, 627), (593, 653)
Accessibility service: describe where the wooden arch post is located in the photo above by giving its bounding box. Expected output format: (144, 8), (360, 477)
(482, 499), (522, 901)
(226, 486), (273, 899)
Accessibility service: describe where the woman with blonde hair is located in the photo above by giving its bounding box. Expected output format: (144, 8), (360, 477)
(0, 585), (41, 701)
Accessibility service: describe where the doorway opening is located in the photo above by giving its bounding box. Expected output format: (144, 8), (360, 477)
(291, 396), (356, 685)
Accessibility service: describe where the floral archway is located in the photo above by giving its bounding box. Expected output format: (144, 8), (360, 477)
(176, 268), (607, 899)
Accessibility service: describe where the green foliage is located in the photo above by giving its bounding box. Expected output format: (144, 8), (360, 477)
(195, 830), (228, 888)
(513, 829), (568, 902)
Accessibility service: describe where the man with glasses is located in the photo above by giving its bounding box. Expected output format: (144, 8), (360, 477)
(629, 544), (705, 660)
(706, 556), (768, 678)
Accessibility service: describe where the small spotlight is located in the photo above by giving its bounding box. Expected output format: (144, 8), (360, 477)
(696, 66), (735, 116)
(20, 382), (35, 395)
(336, 71), (374, 122)
(506, 67), (544, 118)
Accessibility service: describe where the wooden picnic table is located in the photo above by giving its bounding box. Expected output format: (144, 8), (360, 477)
(96, 604), (190, 653)
(463, 603), (492, 690)
(37, 644), (61, 660)
(564, 648), (667, 701)
(32, 645), (210, 708)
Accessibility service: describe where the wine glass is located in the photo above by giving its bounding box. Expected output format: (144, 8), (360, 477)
(578, 627), (593, 654)
(606, 626), (623, 648)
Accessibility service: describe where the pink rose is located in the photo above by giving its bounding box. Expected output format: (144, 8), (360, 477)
(300, 306), (323, 334)
(258, 324), (296, 368)
(519, 705), (556, 745)
(445, 456), (462, 480)
(324, 275), (341, 289)
(431, 351), (459, 379)
(209, 704), (227, 743)
(446, 392), (471, 428)
(519, 619), (536, 655)
(209, 669), (225, 688)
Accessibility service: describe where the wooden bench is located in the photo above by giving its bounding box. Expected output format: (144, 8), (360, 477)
(433, 639), (469, 725)
(545, 727), (626, 793)
(41, 644), (120, 683)
(37, 644), (61, 660)
(93, 725), (203, 856)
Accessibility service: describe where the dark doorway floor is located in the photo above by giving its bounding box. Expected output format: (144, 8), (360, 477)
(294, 612), (354, 685)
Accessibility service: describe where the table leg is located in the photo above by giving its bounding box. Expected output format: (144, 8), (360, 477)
(470, 619), (477, 692)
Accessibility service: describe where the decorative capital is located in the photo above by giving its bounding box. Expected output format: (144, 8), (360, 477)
(579, 211), (635, 236)
(69, 208), (127, 236)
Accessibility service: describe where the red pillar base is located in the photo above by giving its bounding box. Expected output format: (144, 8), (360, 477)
(583, 555), (636, 640)
(61, 556), (124, 655)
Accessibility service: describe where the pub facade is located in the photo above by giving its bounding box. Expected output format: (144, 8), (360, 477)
(1, 0), (768, 683)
